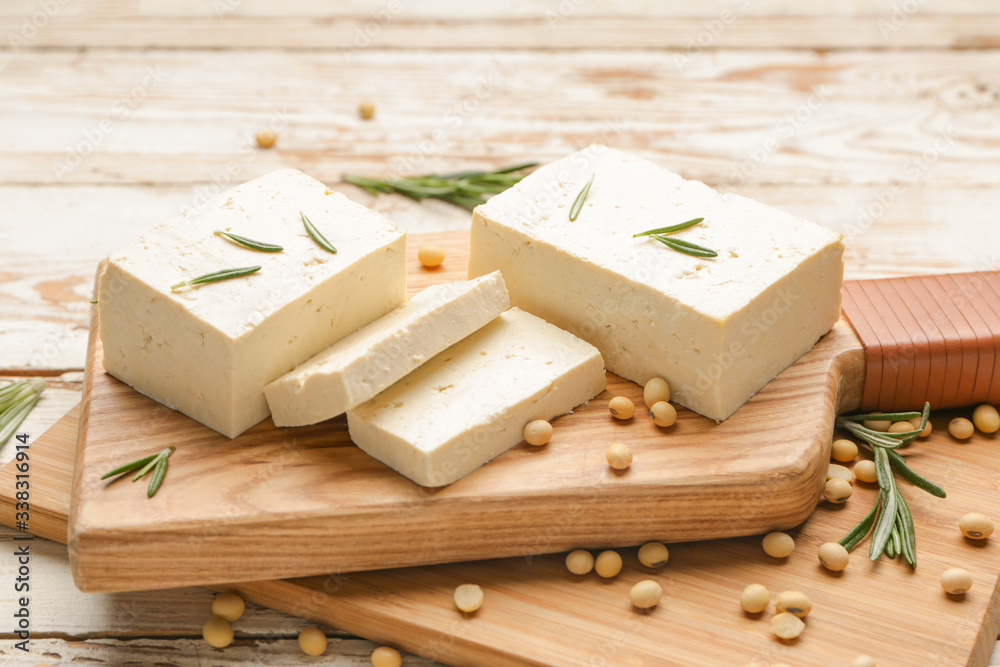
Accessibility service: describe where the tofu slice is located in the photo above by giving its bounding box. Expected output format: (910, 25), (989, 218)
(100, 169), (406, 438)
(347, 308), (606, 487)
(468, 145), (844, 422)
(264, 271), (511, 426)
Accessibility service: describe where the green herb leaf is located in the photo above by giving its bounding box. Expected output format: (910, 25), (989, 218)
(301, 211), (337, 254)
(887, 449), (946, 498)
(838, 410), (921, 423)
(170, 266), (261, 291)
(102, 446), (175, 499)
(214, 230), (283, 253)
(147, 457), (169, 498)
(342, 163), (537, 211)
(839, 491), (882, 550)
(652, 235), (719, 258)
(569, 173), (594, 221)
(633, 218), (705, 237)
(131, 454), (161, 482)
(101, 453), (158, 480)
(0, 379), (45, 450)
(868, 447), (898, 560)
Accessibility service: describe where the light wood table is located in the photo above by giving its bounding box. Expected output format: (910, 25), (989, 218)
(1, 1), (999, 664)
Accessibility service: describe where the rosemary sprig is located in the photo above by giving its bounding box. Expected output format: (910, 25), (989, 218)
(170, 266), (261, 291)
(214, 230), (283, 253)
(633, 217), (705, 237)
(834, 402), (942, 567)
(569, 173), (594, 221)
(652, 236), (719, 258)
(0, 379), (46, 449)
(101, 445), (175, 498)
(635, 217), (718, 258)
(301, 211), (337, 254)
(342, 162), (537, 211)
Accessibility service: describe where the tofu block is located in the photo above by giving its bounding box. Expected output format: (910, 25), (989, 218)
(469, 146), (844, 421)
(347, 308), (606, 487)
(264, 271), (510, 426)
(100, 169), (407, 438)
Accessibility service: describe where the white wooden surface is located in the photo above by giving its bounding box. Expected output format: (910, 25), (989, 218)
(2, 0), (1000, 664)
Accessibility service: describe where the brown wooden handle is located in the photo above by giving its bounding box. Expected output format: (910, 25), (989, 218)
(842, 271), (1000, 411)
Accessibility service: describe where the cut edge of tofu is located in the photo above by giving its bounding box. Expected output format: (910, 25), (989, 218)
(264, 271), (511, 427)
(346, 307), (607, 487)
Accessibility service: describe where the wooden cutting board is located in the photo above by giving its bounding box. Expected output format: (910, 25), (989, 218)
(69, 231), (865, 593)
(5, 405), (1000, 667)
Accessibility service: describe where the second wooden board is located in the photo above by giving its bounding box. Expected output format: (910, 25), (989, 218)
(69, 231), (857, 593)
(6, 405), (1000, 667)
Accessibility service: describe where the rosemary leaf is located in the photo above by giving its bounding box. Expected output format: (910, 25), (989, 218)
(887, 449), (946, 498)
(101, 453), (158, 480)
(301, 212), (337, 254)
(652, 235), (719, 258)
(170, 266), (260, 291)
(102, 446), (175, 499)
(132, 454), (161, 482)
(569, 173), (594, 221)
(214, 230), (283, 253)
(342, 162), (536, 211)
(633, 218), (705, 237)
(838, 410), (921, 423)
(869, 447), (898, 560)
(0, 379), (46, 449)
(895, 488), (917, 566)
(148, 457), (169, 498)
(839, 491), (881, 550)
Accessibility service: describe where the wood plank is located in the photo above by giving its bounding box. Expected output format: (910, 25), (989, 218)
(0, 637), (438, 665)
(0, 50), (997, 187)
(8, 405), (1000, 666)
(0, 13), (998, 50)
(0, 526), (345, 640)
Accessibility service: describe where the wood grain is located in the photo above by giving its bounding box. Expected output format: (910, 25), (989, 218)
(8, 401), (1000, 666)
(1, 12), (998, 50)
(67, 230), (864, 592)
(0, 50), (998, 188)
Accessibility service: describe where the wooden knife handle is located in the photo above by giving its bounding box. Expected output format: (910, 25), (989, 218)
(841, 271), (1000, 411)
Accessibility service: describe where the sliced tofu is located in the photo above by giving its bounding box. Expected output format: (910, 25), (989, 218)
(100, 169), (406, 438)
(265, 271), (510, 426)
(347, 308), (606, 487)
(468, 145), (844, 421)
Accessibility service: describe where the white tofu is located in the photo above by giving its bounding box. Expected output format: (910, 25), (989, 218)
(100, 169), (407, 438)
(264, 271), (510, 426)
(347, 308), (606, 487)
(469, 146), (844, 421)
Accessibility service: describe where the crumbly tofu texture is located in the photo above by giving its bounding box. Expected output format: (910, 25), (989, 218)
(347, 308), (606, 487)
(100, 169), (407, 438)
(468, 145), (844, 421)
(264, 271), (510, 427)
